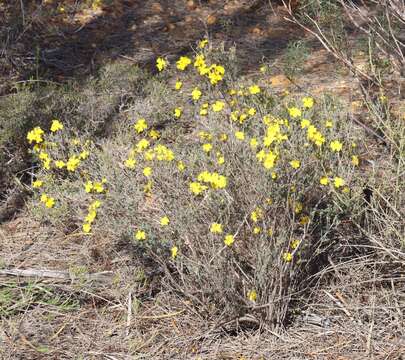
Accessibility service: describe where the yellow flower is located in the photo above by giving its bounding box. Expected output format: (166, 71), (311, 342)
(290, 160), (300, 169)
(27, 127), (44, 144)
(90, 200), (101, 210)
(198, 39), (208, 49)
(239, 113), (247, 123)
(136, 139), (150, 152)
(320, 177), (329, 185)
(351, 155), (359, 166)
(156, 57), (167, 72)
(262, 151), (278, 170)
(66, 156), (80, 171)
(189, 181), (208, 195)
(143, 167), (152, 177)
(38, 152), (49, 161)
(250, 138), (258, 149)
(294, 202), (303, 214)
(248, 108), (256, 116)
(301, 119), (311, 129)
(134, 118), (148, 133)
(171, 246), (178, 259)
(249, 85), (261, 95)
(191, 87), (202, 101)
(142, 150), (153, 162)
(196, 131), (209, 141)
(50, 119), (63, 132)
(33, 144), (41, 152)
(54, 160), (65, 169)
(79, 150), (90, 160)
(230, 111), (238, 122)
(144, 180), (153, 194)
(32, 180), (43, 188)
(307, 125), (325, 147)
(250, 208), (262, 222)
(83, 223), (91, 233)
(154, 144), (174, 161)
(45, 196), (55, 208)
(194, 54), (206, 68)
(175, 81), (183, 90)
(330, 140), (343, 152)
(176, 56), (192, 71)
(125, 158), (136, 169)
(283, 252), (293, 262)
(93, 182), (104, 193)
(291, 239), (300, 249)
(197, 171), (227, 189)
(299, 216), (310, 225)
(302, 97), (314, 109)
(235, 131), (245, 140)
(219, 133), (228, 142)
(224, 234), (235, 247)
(149, 129), (160, 140)
(174, 107), (182, 118)
(177, 161), (186, 171)
(84, 181), (93, 193)
(207, 64), (225, 85)
(160, 216), (170, 226)
(271, 172), (277, 180)
(145, 150), (155, 162)
(334, 177), (345, 188)
(216, 154), (225, 165)
(325, 120), (333, 128)
(253, 226), (261, 234)
(85, 210), (97, 223)
(202, 143), (212, 153)
(200, 107), (208, 116)
(288, 107), (301, 118)
(135, 230), (146, 241)
(247, 289), (257, 302)
(342, 186), (350, 194)
(256, 150), (266, 163)
(212, 100), (225, 112)
(210, 222), (223, 234)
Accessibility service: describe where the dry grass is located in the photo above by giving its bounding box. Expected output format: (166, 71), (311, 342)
(1, 217), (404, 359)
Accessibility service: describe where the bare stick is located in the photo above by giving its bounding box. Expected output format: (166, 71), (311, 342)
(126, 292), (132, 337)
(323, 290), (353, 320)
(0, 268), (113, 282)
(20, 0), (25, 27)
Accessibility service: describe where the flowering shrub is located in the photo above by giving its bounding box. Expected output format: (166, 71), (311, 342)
(27, 42), (366, 327)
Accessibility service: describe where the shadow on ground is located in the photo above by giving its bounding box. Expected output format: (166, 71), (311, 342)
(1, 0), (300, 88)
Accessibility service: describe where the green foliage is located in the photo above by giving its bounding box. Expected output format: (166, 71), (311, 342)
(0, 62), (148, 194)
(282, 40), (310, 80)
(0, 281), (79, 318)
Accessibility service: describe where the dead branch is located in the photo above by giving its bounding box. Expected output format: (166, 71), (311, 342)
(0, 268), (114, 282)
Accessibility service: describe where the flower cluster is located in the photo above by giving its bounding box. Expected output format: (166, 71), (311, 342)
(27, 39), (361, 270)
(196, 171), (227, 190)
(83, 200), (101, 233)
(27, 127), (45, 144)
